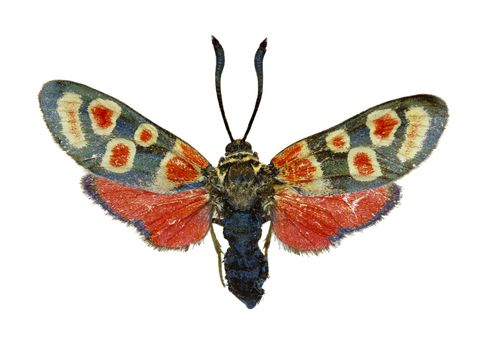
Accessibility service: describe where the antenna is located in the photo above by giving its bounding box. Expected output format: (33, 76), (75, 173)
(242, 38), (267, 141)
(212, 36), (234, 142)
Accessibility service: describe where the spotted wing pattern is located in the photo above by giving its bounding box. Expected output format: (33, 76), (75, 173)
(40, 80), (210, 194)
(270, 95), (448, 195)
(83, 175), (212, 250)
(271, 184), (400, 253)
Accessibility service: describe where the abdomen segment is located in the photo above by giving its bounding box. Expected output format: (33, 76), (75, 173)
(223, 210), (268, 309)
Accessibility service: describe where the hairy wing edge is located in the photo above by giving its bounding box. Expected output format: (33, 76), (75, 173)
(82, 175), (212, 250)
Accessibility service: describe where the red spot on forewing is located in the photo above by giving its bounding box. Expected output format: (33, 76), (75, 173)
(140, 129), (153, 143)
(272, 143), (303, 167)
(67, 111), (80, 137)
(91, 105), (114, 129)
(408, 125), (418, 138)
(373, 114), (399, 140)
(282, 159), (317, 184)
(354, 152), (374, 176)
(109, 143), (130, 167)
(166, 156), (200, 184)
(272, 186), (393, 252)
(180, 142), (209, 168)
(93, 178), (211, 249)
(332, 135), (346, 148)
(272, 142), (318, 185)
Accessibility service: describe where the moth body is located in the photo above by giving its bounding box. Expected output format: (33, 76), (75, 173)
(214, 139), (273, 308)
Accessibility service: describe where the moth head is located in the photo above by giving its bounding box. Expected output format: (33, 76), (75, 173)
(225, 139), (253, 154)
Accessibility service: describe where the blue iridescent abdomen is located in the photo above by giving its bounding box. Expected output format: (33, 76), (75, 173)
(223, 210), (269, 309)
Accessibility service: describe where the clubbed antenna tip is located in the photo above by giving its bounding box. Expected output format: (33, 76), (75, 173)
(243, 38), (268, 141)
(211, 35), (220, 47)
(212, 36), (234, 142)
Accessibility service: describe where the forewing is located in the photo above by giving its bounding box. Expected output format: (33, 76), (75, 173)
(83, 175), (212, 250)
(270, 95), (448, 195)
(271, 184), (400, 253)
(40, 80), (211, 193)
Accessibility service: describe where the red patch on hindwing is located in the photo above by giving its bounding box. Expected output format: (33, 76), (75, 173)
(272, 185), (398, 252)
(109, 143), (130, 167)
(86, 177), (211, 249)
(373, 114), (399, 140)
(353, 152), (374, 176)
(91, 104), (114, 129)
(166, 156), (200, 184)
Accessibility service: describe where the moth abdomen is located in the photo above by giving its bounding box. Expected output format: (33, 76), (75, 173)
(223, 210), (268, 309)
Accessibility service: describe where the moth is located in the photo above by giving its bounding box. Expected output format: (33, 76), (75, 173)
(39, 37), (448, 309)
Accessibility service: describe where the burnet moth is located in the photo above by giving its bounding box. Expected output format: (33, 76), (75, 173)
(39, 37), (448, 308)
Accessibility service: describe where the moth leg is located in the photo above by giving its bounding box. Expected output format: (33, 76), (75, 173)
(209, 224), (226, 287)
(212, 218), (224, 226)
(263, 223), (273, 257)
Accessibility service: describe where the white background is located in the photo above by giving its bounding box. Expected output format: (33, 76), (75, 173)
(1, 1), (489, 349)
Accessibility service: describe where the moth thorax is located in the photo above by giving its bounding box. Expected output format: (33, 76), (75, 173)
(218, 150), (260, 167)
(218, 139), (261, 170)
(217, 140), (263, 210)
(222, 160), (261, 211)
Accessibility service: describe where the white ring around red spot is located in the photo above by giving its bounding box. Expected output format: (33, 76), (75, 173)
(101, 138), (136, 173)
(153, 140), (206, 193)
(88, 98), (122, 135)
(347, 147), (382, 182)
(57, 92), (86, 148)
(397, 106), (430, 162)
(325, 129), (350, 153)
(134, 123), (158, 147)
(272, 140), (331, 194)
(366, 109), (401, 147)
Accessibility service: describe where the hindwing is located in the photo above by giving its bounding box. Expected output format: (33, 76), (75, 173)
(83, 175), (212, 250)
(271, 184), (400, 253)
